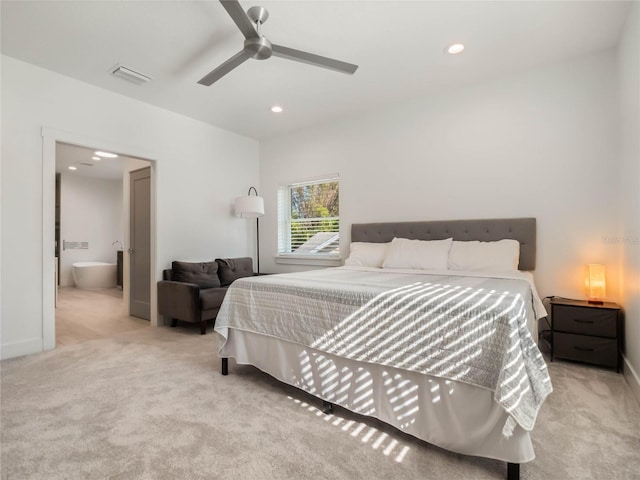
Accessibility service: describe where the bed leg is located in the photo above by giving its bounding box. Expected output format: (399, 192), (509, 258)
(507, 462), (519, 480)
(322, 400), (333, 414)
(221, 358), (228, 376)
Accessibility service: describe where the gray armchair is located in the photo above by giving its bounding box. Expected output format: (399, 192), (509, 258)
(157, 257), (254, 334)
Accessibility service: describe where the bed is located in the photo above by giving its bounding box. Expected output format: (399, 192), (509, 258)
(215, 218), (552, 480)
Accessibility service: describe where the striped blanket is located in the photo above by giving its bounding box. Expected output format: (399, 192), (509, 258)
(215, 267), (552, 435)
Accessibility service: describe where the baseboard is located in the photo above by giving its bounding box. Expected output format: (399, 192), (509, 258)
(1, 337), (43, 360)
(623, 354), (640, 407)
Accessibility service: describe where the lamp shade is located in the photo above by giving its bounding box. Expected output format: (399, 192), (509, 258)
(235, 195), (264, 218)
(585, 264), (606, 304)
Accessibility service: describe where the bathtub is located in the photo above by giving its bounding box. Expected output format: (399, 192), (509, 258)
(72, 261), (117, 290)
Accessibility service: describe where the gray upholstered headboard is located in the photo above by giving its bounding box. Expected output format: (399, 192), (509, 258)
(351, 218), (536, 271)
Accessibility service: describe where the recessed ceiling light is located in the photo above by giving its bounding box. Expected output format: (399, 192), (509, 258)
(92, 156), (101, 161)
(446, 43), (465, 55)
(68, 166), (77, 171)
(94, 151), (118, 158)
(271, 105), (283, 113)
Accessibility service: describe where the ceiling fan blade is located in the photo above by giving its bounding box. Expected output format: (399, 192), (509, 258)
(219, 0), (259, 39)
(197, 50), (251, 86)
(271, 44), (358, 75)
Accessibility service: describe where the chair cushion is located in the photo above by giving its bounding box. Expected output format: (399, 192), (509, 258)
(215, 257), (254, 286)
(200, 287), (228, 310)
(171, 261), (221, 289)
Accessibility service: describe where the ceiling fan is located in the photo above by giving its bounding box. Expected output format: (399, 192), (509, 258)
(197, 0), (359, 86)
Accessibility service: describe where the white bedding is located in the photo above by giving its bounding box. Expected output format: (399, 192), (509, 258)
(215, 266), (552, 439)
(345, 266), (548, 331)
(221, 329), (537, 462)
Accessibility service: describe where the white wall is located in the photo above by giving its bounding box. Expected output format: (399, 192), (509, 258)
(59, 174), (123, 286)
(0, 55), (259, 359)
(260, 51), (621, 305)
(617, 4), (640, 402)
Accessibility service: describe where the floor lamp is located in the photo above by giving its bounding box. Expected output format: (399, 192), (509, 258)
(235, 187), (264, 273)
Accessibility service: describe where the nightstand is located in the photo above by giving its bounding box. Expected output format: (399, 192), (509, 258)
(550, 298), (622, 372)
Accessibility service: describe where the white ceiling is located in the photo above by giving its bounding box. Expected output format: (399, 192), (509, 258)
(1, 1), (632, 140)
(56, 142), (133, 180)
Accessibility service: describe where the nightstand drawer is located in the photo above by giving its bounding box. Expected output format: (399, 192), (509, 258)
(553, 305), (617, 337)
(553, 332), (617, 368)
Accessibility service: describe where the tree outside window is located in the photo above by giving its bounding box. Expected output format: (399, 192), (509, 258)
(278, 177), (339, 256)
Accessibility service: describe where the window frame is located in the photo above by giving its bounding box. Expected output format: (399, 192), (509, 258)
(276, 174), (341, 267)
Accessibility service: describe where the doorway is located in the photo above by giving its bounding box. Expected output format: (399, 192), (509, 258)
(43, 128), (158, 351)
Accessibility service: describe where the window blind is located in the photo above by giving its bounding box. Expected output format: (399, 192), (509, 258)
(277, 176), (339, 256)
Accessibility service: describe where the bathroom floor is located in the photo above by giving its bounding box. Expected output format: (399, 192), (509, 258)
(56, 287), (148, 346)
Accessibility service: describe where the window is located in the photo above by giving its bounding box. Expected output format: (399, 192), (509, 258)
(277, 175), (340, 265)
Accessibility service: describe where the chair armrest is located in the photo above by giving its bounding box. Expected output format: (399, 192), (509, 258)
(157, 280), (200, 323)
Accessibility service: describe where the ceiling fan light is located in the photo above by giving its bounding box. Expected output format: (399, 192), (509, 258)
(446, 43), (465, 55)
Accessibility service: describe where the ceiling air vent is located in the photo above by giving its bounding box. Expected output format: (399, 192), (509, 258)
(111, 65), (151, 85)
(79, 162), (94, 166)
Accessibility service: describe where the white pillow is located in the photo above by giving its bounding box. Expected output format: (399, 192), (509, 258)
(344, 242), (390, 268)
(382, 237), (453, 270)
(447, 239), (520, 272)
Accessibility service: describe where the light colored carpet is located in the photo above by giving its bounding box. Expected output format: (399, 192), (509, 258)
(55, 287), (148, 346)
(1, 326), (639, 480)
